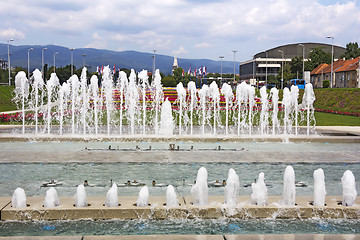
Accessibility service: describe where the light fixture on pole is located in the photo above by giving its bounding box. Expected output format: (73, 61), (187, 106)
(53, 52), (59, 73)
(82, 54), (86, 68)
(27, 48), (34, 79)
(70, 48), (75, 76)
(265, 51), (268, 85)
(7, 39), (14, 85)
(327, 36), (334, 88)
(219, 56), (224, 83)
(278, 50), (284, 89)
(153, 49), (157, 79)
(298, 44), (305, 80)
(232, 50), (237, 83)
(42, 48), (47, 80)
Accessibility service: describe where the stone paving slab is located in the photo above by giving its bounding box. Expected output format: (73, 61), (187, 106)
(225, 235), (360, 240)
(1, 195), (359, 221)
(84, 235), (223, 240)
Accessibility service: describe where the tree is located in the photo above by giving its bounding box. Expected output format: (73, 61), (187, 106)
(172, 67), (184, 85)
(290, 56), (303, 79)
(306, 47), (331, 70)
(341, 42), (360, 59)
(162, 75), (176, 87)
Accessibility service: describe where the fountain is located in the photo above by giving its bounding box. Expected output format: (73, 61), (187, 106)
(75, 184), (87, 207)
(187, 81), (197, 135)
(151, 69), (163, 135)
(138, 70), (149, 135)
(11, 188), (26, 208)
(44, 187), (60, 208)
(280, 166), (296, 206)
(137, 186), (149, 207)
(166, 185), (178, 207)
(341, 170), (357, 206)
(191, 167), (208, 206)
(13, 71), (29, 134)
(220, 83), (233, 136)
(209, 81), (220, 135)
(198, 84), (209, 135)
(176, 82), (187, 135)
(302, 83), (316, 136)
(159, 98), (174, 136)
(30, 69), (44, 134)
(270, 87), (279, 135)
(224, 168), (240, 206)
(105, 183), (118, 207)
(313, 168), (326, 207)
(259, 86), (269, 135)
(250, 172), (268, 206)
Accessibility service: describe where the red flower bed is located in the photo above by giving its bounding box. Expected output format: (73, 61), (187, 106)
(315, 108), (360, 117)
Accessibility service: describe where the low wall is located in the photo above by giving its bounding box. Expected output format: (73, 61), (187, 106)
(1, 196), (359, 221)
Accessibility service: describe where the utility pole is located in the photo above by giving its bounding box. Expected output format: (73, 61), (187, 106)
(232, 50), (237, 83)
(7, 39), (14, 85)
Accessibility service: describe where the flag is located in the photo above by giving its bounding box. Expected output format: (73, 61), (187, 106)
(113, 65), (116, 74)
(96, 66), (100, 74)
(182, 69), (184, 76)
(194, 69), (197, 77)
(202, 66), (207, 76)
(188, 67), (191, 75)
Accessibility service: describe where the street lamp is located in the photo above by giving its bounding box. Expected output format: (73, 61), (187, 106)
(153, 49), (157, 79)
(265, 51), (268, 85)
(70, 48), (75, 75)
(42, 48), (47, 80)
(27, 48), (34, 79)
(219, 56), (224, 82)
(82, 54), (86, 68)
(278, 50), (284, 89)
(7, 39), (14, 85)
(298, 44), (305, 80)
(327, 36), (334, 88)
(232, 50), (237, 83)
(53, 52), (59, 73)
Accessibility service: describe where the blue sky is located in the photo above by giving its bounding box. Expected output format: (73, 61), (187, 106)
(0, 0), (359, 62)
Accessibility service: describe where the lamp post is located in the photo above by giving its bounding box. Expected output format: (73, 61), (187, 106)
(327, 36), (334, 88)
(232, 50), (237, 83)
(53, 52), (59, 73)
(70, 48), (75, 75)
(7, 39), (14, 85)
(42, 48), (47, 80)
(152, 49), (157, 79)
(27, 48), (34, 79)
(82, 54), (86, 68)
(219, 56), (224, 83)
(278, 50), (284, 89)
(298, 44), (305, 80)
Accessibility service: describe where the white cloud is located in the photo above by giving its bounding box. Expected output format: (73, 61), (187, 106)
(172, 46), (188, 56)
(195, 42), (211, 48)
(0, 28), (25, 40)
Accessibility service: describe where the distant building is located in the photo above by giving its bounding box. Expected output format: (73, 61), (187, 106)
(0, 59), (8, 70)
(172, 56), (178, 74)
(311, 57), (360, 88)
(239, 43), (346, 85)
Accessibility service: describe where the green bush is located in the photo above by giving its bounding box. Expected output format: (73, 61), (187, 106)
(323, 80), (330, 88)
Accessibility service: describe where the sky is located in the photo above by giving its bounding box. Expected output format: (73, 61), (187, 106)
(0, 0), (359, 62)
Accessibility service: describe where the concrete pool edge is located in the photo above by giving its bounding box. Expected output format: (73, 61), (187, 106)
(1, 196), (359, 221)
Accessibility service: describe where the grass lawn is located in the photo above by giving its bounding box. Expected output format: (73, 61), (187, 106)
(314, 112), (360, 126)
(0, 86), (16, 112)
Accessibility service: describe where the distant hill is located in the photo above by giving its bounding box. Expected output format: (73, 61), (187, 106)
(0, 44), (238, 75)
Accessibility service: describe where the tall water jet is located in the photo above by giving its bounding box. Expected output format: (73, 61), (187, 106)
(302, 83), (316, 136)
(290, 85), (299, 135)
(282, 87), (292, 135)
(137, 186), (149, 207)
(224, 168), (240, 206)
(250, 172), (268, 206)
(198, 84), (209, 135)
(151, 69), (163, 135)
(11, 188), (26, 208)
(281, 166), (296, 206)
(14, 71), (29, 134)
(101, 66), (114, 135)
(43, 187), (60, 208)
(89, 75), (100, 134)
(341, 170), (357, 206)
(58, 82), (71, 135)
(69, 74), (80, 134)
(221, 83), (234, 135)
(270, 87), (279, 135)
(236, 82), (248, 135)
(247, 84), (256, 135)
(79, 68), (89, 135)
(45, 73), (60, 134)
(138, 70), (149, 135)
(126, 69), (139, 134)
(209, 81), (220, 135)
(159, 98), (174, 136)
(117, 71), (128, 135)
(105, 183), (118, 207)
(75, 184), (87, 207)
(259, 86), (269, 135)
(176, 82), (187, 135)
(166, 185), (178, 207)
(187, 81), (197, 135)
(191, 167), (208, 206)
(313, 168), (326, 207)
(30, 69), (44, 134)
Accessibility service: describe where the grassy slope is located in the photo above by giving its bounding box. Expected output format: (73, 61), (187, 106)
(0, 86), (16, 112)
